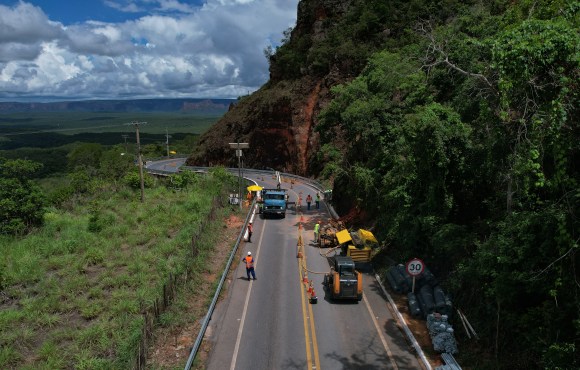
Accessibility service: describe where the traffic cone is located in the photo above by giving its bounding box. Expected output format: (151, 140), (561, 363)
(309, 282), (318, 304)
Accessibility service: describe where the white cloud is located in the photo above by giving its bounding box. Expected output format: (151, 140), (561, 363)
(103, 0), (143, 13)
(0, 0), (298, 101)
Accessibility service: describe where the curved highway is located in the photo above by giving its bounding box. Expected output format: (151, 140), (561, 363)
(203, 172), (425, 370)
(145, 157), (186, 173)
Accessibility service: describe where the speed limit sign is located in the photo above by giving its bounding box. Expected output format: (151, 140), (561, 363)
(406, 258), (425, 277)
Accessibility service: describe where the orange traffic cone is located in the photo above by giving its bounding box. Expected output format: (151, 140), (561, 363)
(309, 282), (318, 304)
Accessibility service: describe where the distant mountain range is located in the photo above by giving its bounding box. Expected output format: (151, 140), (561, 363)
(0, 98), (235, 114)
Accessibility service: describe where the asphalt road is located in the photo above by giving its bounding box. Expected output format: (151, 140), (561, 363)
(204, 173), (425, 370)
(145, 157), (186, 173)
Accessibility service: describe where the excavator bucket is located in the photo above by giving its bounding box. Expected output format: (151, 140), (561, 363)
(335, 229), (352, 245)
(358, 229), (378, 247)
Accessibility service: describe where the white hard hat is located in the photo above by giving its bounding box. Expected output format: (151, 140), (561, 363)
(247, 251), (252, 255)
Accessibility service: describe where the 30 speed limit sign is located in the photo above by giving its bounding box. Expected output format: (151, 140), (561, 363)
(406, 258), (425, 277)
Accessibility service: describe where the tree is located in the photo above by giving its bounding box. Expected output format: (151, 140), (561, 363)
(0, 159), (46, 235)
(99, 147), (135, 182)
(67, 143), (103, 174)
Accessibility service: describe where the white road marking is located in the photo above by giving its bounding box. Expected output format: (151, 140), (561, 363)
(363, 293), (399, 369)
(229, 213), (265, 370)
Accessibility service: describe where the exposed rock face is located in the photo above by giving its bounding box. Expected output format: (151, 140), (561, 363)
(187, 0), (354, 176)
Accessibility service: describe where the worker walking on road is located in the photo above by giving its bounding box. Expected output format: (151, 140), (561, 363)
(243, 251), (256, 280)
(306, 194), (313, 210)
(314, 221), (320, 243)
(316, 192), (321, 209)
(247, 222), (253, 243)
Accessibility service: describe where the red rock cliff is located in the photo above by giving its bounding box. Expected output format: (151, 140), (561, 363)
(186, 0), (354, 176)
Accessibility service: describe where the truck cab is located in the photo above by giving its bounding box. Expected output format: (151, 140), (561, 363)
(260, 189), (287, 218)
(324, 256), (363, 301)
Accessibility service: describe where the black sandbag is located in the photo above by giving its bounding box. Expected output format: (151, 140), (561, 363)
(385, 268), (401, 293)
(396, 264), (413, 291)
(390, 265), (410, 293)
(407, 292), (423, 317)
(419, 284), (435, 317)
(433, 285), (447, 311)
(443, 295), (453, 317)
(416, 266), (437, 289)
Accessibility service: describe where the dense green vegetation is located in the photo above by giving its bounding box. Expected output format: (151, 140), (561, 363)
(0, 112), (220, 136)
(0, 160), (46, 235)
(0, 112), (221, 177)
(0, 163), (237, 368)
(278, 0), (579, 368)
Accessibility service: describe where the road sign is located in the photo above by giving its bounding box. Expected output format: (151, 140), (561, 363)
(406, 258), (425, 277)
(228, 142), (249, 149)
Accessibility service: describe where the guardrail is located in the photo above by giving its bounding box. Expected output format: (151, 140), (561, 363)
(144, 162), (340, 368)
(183, 198), (257, 370)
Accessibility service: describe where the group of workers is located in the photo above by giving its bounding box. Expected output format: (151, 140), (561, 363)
(297, 192), (322, 211)
(242, 189), (324, 282)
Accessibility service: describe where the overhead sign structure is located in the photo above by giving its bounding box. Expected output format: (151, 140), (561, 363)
(405, 257), (425, 293)
(229, 142), (249, 210)
(229, 142), (250, 149)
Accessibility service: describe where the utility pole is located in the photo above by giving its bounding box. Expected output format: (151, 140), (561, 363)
(165, 128), (171, 157)
(229, 141), (249, 210)
(131, 121), (147, 203)
(122, 134), (129, 153)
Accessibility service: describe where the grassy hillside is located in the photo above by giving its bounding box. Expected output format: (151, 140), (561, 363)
(0, 169), (237, 369)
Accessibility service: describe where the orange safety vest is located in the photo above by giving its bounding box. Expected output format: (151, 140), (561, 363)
(245, 256), (254, 269)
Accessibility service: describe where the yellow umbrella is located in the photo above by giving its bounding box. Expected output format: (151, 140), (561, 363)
(247, 185), (263, 192)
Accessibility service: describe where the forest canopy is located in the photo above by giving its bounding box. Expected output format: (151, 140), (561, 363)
(310, 0), (579, 368)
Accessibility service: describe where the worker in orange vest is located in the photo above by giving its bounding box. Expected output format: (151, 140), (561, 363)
(243, 251), (256, 280)
(306, 194), (313, 210)
(247, 222), (253, 242)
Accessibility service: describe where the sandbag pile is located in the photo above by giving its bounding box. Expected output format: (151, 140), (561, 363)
(385, 263), (452, 318)
(384, 261), (457, 354)
(427, 313), (458, 355)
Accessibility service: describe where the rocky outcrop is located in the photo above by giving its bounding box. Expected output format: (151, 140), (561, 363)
(186, 0), (355, 176)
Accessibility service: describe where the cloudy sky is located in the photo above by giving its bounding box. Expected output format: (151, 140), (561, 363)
(0, 0), (299, 102)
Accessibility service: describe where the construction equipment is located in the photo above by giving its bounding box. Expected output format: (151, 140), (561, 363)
(317, 220), (344, 248)
(335, 228), (378, 263)
(323, 256), (363, 301)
